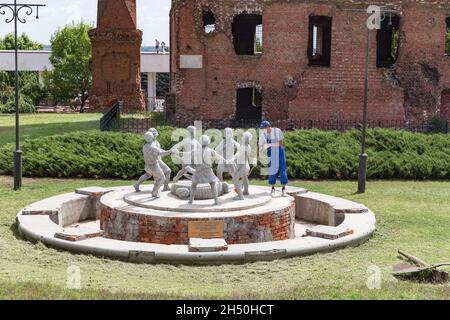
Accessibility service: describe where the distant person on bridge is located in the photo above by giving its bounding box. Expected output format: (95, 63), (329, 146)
(161, 41), (166, 54)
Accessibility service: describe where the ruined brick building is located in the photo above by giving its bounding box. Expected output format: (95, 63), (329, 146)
(90, 0), (450, 124)
(168, 0), (450, 124)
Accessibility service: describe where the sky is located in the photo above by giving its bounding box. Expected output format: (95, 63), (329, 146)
(0, 0), (171, 46)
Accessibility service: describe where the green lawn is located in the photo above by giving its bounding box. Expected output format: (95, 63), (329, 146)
(0, 176), (449, 299)
(0, 113), (102, 146)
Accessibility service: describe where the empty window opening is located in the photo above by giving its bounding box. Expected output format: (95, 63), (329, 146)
(232, 14), (263, 55)
(376, 15), (400, 68)
(446, 18), (450, 56)
(236, 87), (262, 121)
(203, 10), (216, 34)
(254, 24), (263, 54)
(308, 16), (332, 67)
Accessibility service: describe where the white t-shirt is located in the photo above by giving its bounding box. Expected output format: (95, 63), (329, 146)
(259, 127), (284, 147)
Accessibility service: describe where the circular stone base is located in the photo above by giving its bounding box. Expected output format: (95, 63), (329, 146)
(101, 185), (295, 245)
(16, 185), (376, 265)
(123, 185), (272, 213)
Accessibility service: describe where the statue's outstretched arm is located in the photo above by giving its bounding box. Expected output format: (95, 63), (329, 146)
(213, 150), (227, 164)
(159, 149), (173, 157)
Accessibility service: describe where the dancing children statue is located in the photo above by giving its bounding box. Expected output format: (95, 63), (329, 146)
(174, 135), (227, 205)
(215, 127), (240, 181)
(229, 131), (253, 200)
(148, 128), (171, 191)
(172, 125), (201, 182)
(134, 131), (175, 198)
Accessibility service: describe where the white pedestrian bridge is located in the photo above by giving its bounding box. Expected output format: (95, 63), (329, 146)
(0, 50), (170, 110)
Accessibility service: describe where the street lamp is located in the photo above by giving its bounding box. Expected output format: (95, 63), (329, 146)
(342, 6), (400, 194)
(0, 1), (46, 190)
(358, 25), (371, 194)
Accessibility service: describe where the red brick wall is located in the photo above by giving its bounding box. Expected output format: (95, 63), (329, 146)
(170, 0), (450, 123)
(396, 3), (450, 120)
(100, 202), (296, 245)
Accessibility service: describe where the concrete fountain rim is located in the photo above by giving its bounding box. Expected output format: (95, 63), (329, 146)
(16, 185), (376, 265)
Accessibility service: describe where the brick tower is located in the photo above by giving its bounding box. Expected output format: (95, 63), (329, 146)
(89, 0), (145, 112)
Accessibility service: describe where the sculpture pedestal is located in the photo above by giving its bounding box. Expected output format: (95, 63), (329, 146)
(100, 185), (296, 244)
(17, 185), (376, 265)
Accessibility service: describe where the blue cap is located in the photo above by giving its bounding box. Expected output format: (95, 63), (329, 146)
(259, 120), (271, 129)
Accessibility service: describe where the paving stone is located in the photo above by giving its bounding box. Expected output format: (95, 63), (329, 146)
(306, 225), (354, 240)
(284, 186), (308, 197)
(188, 238), (228, 252)
(75, 187), (110, 197)
(54, 228), (104, 242)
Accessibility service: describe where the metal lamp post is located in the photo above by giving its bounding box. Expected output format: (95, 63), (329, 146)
(0, 1), (45, 190)
(343, 6), (399, 194)
(357, 26), (371, 194)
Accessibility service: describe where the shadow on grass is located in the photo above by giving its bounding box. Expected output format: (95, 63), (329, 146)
(9, 220), (23, 241)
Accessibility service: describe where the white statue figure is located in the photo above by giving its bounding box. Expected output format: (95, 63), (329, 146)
(134, 132), (174, 198)
(175, 135), (226, 205)
(215, 127), (240, 181)
(148, 128), (171, 191)
(172, 125), (201, 182)
(230, 132), (253, 200)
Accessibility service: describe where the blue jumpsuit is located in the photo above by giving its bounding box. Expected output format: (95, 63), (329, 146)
(267, 135), (288, 186)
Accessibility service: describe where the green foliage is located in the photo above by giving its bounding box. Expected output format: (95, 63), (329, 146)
(0, 128), (178, 179)
(428, 115), (449, 133)
(0, 129), (448, 180)
(391, 28), (400, 60)
(0, 33), (45, 107)
(0, 94), (35, 114)
(156, 73), (170, 97)
(0, 33), (43, 50)
(44, 22), (92, 112)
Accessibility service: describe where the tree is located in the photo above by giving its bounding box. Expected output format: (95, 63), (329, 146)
(156, 73), (170, 97)
(45, 22), (92, 113)
(1, 33), (43, 50)
(0, 33), (44, 109)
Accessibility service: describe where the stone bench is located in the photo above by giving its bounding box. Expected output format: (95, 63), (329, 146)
(294, 192), (368, 227)
(21, 187), (112, 227)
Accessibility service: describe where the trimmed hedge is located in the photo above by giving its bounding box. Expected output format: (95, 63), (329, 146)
(0, 128), (449, 180)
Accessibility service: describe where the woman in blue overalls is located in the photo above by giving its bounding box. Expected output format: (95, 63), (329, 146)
(259, 121), (288, 197)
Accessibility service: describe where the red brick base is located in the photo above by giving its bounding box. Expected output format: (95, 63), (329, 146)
(100, 202), (296, 245)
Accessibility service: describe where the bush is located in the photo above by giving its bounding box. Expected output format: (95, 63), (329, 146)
(0, 128), (448, 180)
(427, 115), (449, 134)
(0, 94), (36, 114)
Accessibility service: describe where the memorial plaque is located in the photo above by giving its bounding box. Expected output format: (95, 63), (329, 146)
(180, 55), (203, 69)
(188, 220), (224, 239)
